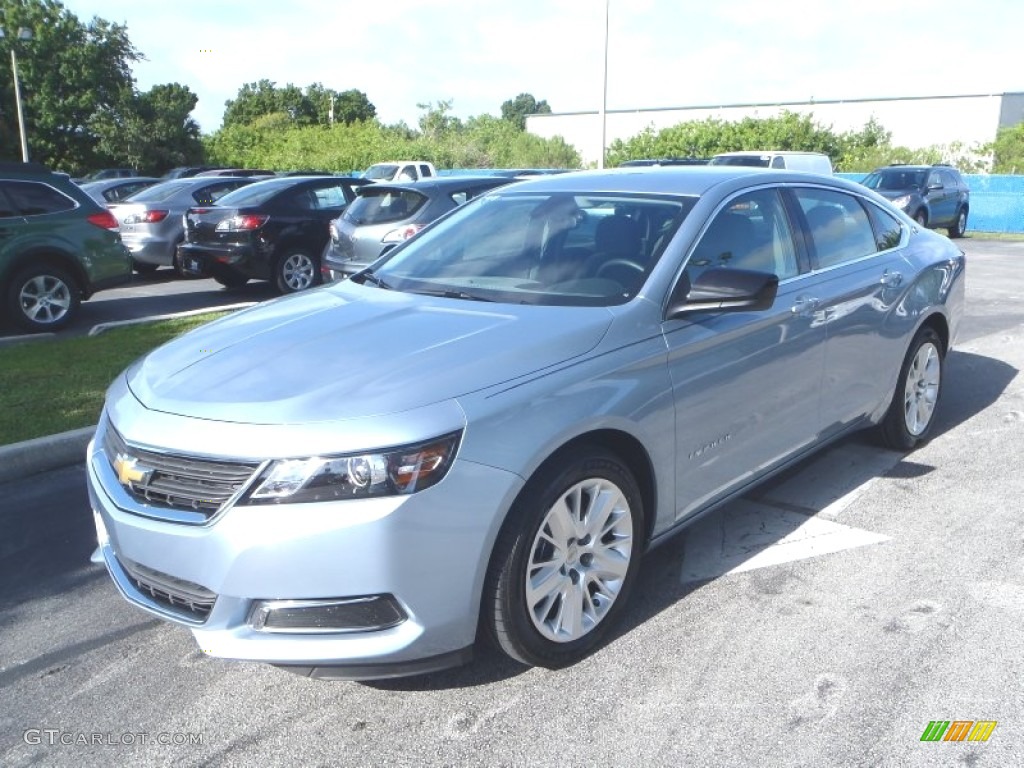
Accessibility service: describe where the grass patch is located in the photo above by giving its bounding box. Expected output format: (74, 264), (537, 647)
(0, 313), (226, 445)
(965, 231), (1024, 241)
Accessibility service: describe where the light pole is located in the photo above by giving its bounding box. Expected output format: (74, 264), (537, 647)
(0, 26), (33, 162)
(598, 0), (609, 169)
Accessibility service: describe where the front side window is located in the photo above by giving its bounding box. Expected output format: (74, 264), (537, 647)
(794, 188), (878, 269)
(685, 188), (799, 283)
(368, 192), (693, 306)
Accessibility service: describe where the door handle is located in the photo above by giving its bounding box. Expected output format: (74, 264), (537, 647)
(880, 270), (903, 288)
(791, 296), (820, 315)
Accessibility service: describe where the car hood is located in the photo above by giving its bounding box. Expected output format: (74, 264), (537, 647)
(127, 284), (612, 424)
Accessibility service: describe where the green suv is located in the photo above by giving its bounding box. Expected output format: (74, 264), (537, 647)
(1, 162), (131, 332)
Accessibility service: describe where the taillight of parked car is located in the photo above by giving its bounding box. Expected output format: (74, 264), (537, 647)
(382, 224), (425, 243)
(328, 222), (339, 243)
(216, 214), (269, 232)
(86, 210), (120, 230)
(123, 210), (169, 225)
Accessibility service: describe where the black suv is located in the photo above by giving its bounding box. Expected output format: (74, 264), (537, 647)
(1, 162), (131, 332)
(860, 163), (970, 237)
(178, 175), (369, 293)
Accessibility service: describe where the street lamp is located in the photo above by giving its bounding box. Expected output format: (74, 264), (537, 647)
(598, 0), (609, 169)
(0, 26), (33, 162)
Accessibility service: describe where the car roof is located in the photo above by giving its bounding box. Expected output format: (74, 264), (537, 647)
(492, 166), (865, 197)
(358, 175), (512, 193)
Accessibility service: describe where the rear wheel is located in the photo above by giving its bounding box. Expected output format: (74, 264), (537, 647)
(275, 249), (319, 294)
(484, 446), (643, 668)
(6, 264), (81, 332)
(879, 327), (944, 450)
(947, 207), (967, 238)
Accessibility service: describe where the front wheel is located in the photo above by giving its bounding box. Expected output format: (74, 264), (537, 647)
(879, 327), (944, 450)
(6, 264), (81, 332)
(483, 447), (644, 668)
(947, 207), (967, 238)
(913, 209), (928, 228)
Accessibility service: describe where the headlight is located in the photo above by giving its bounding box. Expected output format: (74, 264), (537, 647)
(890, 195), (912, 210)
(242, 432), (461, 504)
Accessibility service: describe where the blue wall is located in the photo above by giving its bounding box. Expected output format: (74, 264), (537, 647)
(837, 173), (1023, 234)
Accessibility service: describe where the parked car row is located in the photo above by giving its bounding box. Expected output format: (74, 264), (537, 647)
(1, 158), (971, 335)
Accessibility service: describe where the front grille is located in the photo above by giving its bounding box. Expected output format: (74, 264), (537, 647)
(119, 557), (217, 622)
(103, 423), (260, 520)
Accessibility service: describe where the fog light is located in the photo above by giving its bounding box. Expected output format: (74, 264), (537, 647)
(248, 595), (406, 633)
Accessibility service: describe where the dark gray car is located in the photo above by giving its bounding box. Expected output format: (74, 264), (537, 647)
(860, 164), (970, 237)
(322, 175), (514, 280)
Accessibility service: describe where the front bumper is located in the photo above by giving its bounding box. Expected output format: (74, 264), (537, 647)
(86, 416), (523, 678)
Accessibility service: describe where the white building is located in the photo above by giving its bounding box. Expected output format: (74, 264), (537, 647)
(526, 92), (1024, 167)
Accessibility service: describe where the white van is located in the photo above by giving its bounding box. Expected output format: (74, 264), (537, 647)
(709, 151), (833, 174)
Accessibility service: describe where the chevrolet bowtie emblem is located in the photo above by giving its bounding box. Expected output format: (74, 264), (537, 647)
(113, 453), (151, 487)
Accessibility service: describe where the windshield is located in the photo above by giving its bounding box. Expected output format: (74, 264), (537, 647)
(861, 169), (928, 191)
(344, 189), (428, 225)
(124, 181), (191, 202)
(364, 164), (399, 181)
(367, 191), (693, 306)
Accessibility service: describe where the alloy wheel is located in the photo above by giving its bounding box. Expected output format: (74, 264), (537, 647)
(903, 341), (941, 436)
(19, 274), (72, 326)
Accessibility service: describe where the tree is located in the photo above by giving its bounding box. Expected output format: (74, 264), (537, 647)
(223, 81), (376, 128)
(90, 83), (203, 174)
(991, 122), (1024, 174)
(0, 0), (141, 173)
(501, 93), (551, 130)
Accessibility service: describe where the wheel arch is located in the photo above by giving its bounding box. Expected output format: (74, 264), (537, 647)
(918, 311), (950, 356)
(1, 248), (88, 296)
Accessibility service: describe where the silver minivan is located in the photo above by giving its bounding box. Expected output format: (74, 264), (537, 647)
(88, 167), (963, 680)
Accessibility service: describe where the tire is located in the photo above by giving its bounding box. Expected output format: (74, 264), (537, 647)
(213, 272), (249, 288)
(132, 260), (159, 275)
(913, 209), (928, 228)
(879, 327), (944, 451)
(947, 207), (967, 238)
(274, 249), (320, 294)
(172, 238), (196, 278)
(6, 264), (81, 333)
(483, 446), (644, 668)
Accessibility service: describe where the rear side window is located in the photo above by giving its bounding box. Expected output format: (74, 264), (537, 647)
(794, 188), (879, 269)
(310, 183), (350, 209)
(194, 181), (254, 205)
(132, 181), (191, 202)
(2, 181), (76, 216)
(343, 189), (428, 225)
(865, 202), (903, 251)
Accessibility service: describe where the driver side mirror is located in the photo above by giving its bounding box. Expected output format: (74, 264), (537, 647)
(666, 267), (779, 319)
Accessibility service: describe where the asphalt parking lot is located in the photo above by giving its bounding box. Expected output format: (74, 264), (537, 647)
(1, 237), (1022, 766)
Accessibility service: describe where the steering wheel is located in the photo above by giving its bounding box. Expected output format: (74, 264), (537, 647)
(595, 258), (645, 280)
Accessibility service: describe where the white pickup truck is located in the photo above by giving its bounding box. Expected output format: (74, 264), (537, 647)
(363, 161), (438, 183)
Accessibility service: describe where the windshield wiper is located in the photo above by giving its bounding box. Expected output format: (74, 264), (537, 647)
(410, 288), (493, 302)
(353, 270), (393, 290)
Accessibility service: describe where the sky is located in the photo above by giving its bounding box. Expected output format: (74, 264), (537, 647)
(61, 0), (1024, 135)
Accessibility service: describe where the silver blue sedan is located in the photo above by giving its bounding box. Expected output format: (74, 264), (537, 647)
(87, 167), (964, 679)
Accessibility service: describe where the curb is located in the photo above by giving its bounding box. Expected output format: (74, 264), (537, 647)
(0, 426), (96, 484)
(88, 302), (258, 336)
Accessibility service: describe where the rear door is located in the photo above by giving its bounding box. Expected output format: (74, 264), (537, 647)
(789, 185), (909, 434)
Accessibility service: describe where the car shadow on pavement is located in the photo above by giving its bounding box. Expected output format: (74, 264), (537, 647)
(366, 349), (1016, 691)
